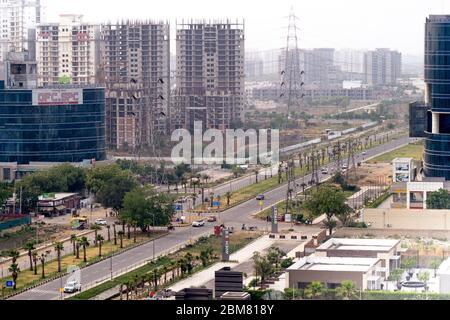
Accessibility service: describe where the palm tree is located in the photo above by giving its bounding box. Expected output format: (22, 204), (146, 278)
(225, 191), (232, 206)
(40, 253), (46, 279)
(32, 251), (38, 275)
(90, 224), (102, 246)
(53, 241), (64, 273)
(8, 263), (20, 290)
(8, 249), (19, 264)
(254, 168), (259, 183)
(118, 231), (124, 249)
(304, 281), (324, 300)
(75, 241), (80, 259)
(70, 234), (77, 256)
(127, 224), (131, 240)
(162, 266), (168, 285)
(96, 235), (104, 257)
(336, 281), (357, 300)
(113, 223), (117, 245)
(106, 225), (111, 242)
(23, 242), (35, 271)
(78, 237), (90, 263)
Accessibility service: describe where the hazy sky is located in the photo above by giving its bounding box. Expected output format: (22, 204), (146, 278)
(42, 0), (449, 56)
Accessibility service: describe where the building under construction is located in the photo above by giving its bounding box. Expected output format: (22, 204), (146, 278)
(172, 19), (245, 132)
(101, 20), (170, 151)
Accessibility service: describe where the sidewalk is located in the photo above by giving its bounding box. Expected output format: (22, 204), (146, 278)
(168, 235), (274, 292)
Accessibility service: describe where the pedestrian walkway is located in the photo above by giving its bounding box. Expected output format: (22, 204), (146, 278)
(168, 235), (274, 292)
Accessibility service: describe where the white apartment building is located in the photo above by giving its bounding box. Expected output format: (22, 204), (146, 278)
(0, 0), (41, 57)
(364, 48), (402, 86)
(36, 14), (100, 87)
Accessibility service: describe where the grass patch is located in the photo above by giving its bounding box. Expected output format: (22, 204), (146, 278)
(368, 142), (424, 163)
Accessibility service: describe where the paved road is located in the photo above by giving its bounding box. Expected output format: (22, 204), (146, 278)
(9, 135), (410, 300)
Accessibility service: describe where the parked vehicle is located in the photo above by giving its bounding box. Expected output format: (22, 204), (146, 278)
(321, 168), (329, 174)
(342, 164), (348, 170)
(95, 218), (107, 226)
(64, 280), (81, 293)
(167, 224), (175, 231)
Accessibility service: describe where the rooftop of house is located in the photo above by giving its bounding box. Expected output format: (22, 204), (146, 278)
(316, 238), (400, 253)
(287, 256), (380, 273)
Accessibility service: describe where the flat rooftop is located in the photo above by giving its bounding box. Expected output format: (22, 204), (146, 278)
(428, 15), (450, 22)
(287, 256), (379, 273)
(317, 238), (400, 252)
(38, 193), (78, 201)
(393, 158), (413, 162)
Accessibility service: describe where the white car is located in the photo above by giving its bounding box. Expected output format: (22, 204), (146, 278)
(342, 165), (348, 170)
(321, 168), (329, 174)
(64, 280), (81, 293)
(95, 218), (107, 226)
(192, 220), (205, 227)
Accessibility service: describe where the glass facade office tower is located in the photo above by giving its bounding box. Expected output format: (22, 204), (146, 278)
(0, 82), (106, 164)
(424, 15), (450, 179)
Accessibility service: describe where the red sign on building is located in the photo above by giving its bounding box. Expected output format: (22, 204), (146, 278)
(32, 89), (83, 106)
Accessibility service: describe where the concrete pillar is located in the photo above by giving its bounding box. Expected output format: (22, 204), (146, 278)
(432, 112), (440, 134)
(423, 191), (427, 209)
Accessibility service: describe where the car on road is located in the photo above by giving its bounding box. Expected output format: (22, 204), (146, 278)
(342, 164), (348, 170)
(321, 168), (329, 174)
(64, 280), (81, 293)
(256, 194), (265, 201)
(192, 220), (205, 227)
(362, 152), (367, 156)
(207, 216), (217, 222)
(95, 218), (107, 226)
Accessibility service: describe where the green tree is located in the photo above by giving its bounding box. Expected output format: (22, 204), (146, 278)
(8, 263), (20, 290)
(418, 271), (430, 291)
(0, 182), (13, 210)
(90, 224), (102, 247)
(401, 257), (417, 275)
(95, 170), (138, 214)
(70, 234), (77, 256)
(267, 247), (286, 270)
(53, 241), (64, 273)
(426, 189), (450, 209)
(32, 251), (38, 275)
(78, 237), (90, 263)
(121, 186), (175, 232)
(336, 281), (357, 300)
(304, 281), (325, 300)
(8, 249), (19, 264)
(96, 235), (104, 257)
(118, 231), (124, 249)
(303, 184), (351, 235)
(430, 259), (442, 277)
(252, 252), (274, 284)
(388, 268), (404, 289)
(23, 242), (35, 271)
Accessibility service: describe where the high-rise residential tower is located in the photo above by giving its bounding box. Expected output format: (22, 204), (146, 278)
(423, 15), (450, 179)
(0, 0), (42, 57)
(36, 14), (100, 87)
(173, 20), (245, 132)
(101, 21), (170, 151)
(364, 48), (402, 86)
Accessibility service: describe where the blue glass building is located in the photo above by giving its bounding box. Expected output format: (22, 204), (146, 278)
(0, 82), (106, 164)
(423, 15), (450, 179)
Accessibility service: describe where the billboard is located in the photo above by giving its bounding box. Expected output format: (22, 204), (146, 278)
(32, 89), (83, 106)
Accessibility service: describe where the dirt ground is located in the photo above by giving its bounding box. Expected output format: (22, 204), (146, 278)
(346, 162), (393, 187)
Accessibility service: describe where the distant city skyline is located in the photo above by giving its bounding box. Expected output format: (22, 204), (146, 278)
(41, 0), (448, 56)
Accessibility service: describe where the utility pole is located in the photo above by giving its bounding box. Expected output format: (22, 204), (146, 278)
(280, 7), (304, 122)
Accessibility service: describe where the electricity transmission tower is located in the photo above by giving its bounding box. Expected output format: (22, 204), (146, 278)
(280, 7), (304, 119)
